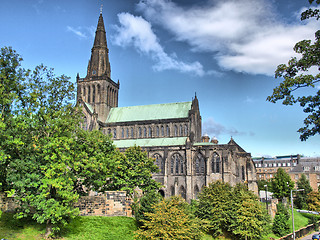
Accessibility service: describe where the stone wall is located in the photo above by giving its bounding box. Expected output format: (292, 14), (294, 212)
(75, 191), (132, 217)
(0, 191), (132, 217)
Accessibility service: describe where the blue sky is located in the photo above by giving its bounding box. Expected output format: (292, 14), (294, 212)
(1, 0), (320, 157)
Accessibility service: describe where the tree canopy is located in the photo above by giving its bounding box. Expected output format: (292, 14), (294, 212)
(270, 168), (294, 199)
(294, 174), (313, 209)
(267, 0), (320, 141)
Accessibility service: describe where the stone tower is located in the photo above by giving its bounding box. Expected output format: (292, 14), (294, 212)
(77, 13), (119, 123)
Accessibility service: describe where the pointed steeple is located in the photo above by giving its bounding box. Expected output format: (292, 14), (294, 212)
(86, 13), (111, 78)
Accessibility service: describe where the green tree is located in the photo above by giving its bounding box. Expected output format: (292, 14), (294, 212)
(257, 179), (271, 191)
(267, 0), (320, 141)
(135, 196), (202, 240)
(133, 190), (162, 227)
(107, 146), (161, 196)
(0, 47), (26, 192)
(307, 191), (320, 211)
(230, 184), (271, 240)
(294, 174), (313, 209)
(272, 203), (290, 236)
(195, 181), (233, 238)
(270, 168), (294, 199)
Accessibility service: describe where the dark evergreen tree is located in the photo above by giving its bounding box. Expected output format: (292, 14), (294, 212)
(270, 168), (294, 199)
(294, 174), (313, 209)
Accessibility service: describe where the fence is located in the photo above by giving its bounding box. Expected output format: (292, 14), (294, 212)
(277, 221), (320, 240)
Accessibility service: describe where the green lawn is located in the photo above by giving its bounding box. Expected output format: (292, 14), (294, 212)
(0, 213), (137, 240)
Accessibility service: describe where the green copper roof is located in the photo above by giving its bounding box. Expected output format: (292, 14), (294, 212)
(193, 142), (216, 146)
(113, 137), (187, 148)
(106, 102), (192, 123)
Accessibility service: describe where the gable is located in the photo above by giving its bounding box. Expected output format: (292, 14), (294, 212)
(106, 101), (192, 123)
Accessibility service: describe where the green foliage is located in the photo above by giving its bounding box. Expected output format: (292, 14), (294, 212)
(135, 196), (202, 240)
(0, 47), (120, 237)
(196, 181), (233, 238)
(272, 203), (290, 237)
(107, 146), (161, 196)
(229, 184), (271, 240)
(195, 181), (270, 239)
(294, 174), (313, 209)
(267, 1), (320, 141)
(257, 179), (271, 191)
(270, 168), (294, 199)
(307, 191), (320, 211)
(132, 190), (162, 226)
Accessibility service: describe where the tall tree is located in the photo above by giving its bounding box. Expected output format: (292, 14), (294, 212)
(270, 168), (294, 200)
(267, 0), (320, 141)
(272, 203), (290, 237)
(294, 174), (313, 209)
(107, 146), (161, 196)
(195, 181), (233, 238)
(307, 191), (320, 211)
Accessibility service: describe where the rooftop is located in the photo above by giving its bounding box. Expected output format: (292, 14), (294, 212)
(113, 137), (188, 148)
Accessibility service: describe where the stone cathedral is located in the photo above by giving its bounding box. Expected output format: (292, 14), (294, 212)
(76, 13), (258, 201)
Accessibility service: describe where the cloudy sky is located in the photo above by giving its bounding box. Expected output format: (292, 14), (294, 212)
(1, 0), (320, 157)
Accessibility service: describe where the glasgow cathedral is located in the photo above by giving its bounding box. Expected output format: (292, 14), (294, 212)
(76, 13), (258, 201)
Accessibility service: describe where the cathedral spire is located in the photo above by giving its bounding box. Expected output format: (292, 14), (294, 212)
(86, 13), (111, 78)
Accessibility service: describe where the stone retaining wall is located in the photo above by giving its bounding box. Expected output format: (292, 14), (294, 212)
(0, 191), (132, 217)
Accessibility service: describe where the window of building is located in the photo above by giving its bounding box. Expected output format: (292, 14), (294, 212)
(264, 164), (267, 167)
(161, 126), (164, 136)
(180, 125), (183, 136)
(317, 174), (320, 180)
(304, 166), (310, 171)
(258, 163), (261, 167)
(259, 174), (262, 178)
(293, 162), (297, 166)
(92, 85), (95, 103)
(156, 126), (159, 137)
(174, 125), (178, 136)
(273, 163), (276, 167)
(315, 166), (320, 171)
(166, 125), (170, 136)
(121, 128), (124, 138)
(131, 127), (134, 138)
(88, 86), (91, 103)
(278, 163), (281, 167)
(153, 154), (164, 174)
(282, 163), (286, 167)
(196, 154), (205, 174)
(242, 166), (245, 181)
(212, 153), (220, 173)
(171, 153), (183, 174)
(126, 128), (129, 138)
(108, 128), (111, 135)
(113, 128), (117, 139)
(138, 127), (142, 138)
(287, 163), (291, 167)
(270, 174), (273, 178)
(295, 174), (299, 180)
(148, 127), (152, 137)
(255, 164), (258, 168)
(184, 124), (188, 136)
(144, 127), (147, 137)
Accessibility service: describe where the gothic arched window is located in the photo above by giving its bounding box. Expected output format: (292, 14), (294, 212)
(153, 154), (164, 174)
(194, 185), (200, 199)
(138, 127), (142, 138)
(174, 125), (178, 136)
(92, 85), (96, 103)
(179, 186), (186, 199)
(113, 128), (117, 139)
(126, 128), (129, 138)
(148, 126), (152, 137)
(121, 128), (124, 138)
(184, 124), (188, 136)
(144, 127), (147, 137)
(180, 125), (183, 136)
(195, 154), (205, 174)
(212, 153), (220, 173)
(166, 125), (170, 136)
(156, 126), (159, 137)
(242, 166), (245, 181)
(161, 126), (164, 136)
(131, 127), (134, 138)
(88, 85), (91, 103)
(171, 153), (184, 174)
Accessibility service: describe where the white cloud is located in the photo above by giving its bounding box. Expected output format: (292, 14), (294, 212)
(202, 117), (246, 138)
(136, 0), (320, 76)
(67, 26), (95, 39)
(112, 12), (206, 76)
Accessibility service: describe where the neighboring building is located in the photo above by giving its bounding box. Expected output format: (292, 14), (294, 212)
(254, 155), (320, 191)
(253, 155), (299, 180)
(76, 13), (258, 202)
(290, 157), (320, 191)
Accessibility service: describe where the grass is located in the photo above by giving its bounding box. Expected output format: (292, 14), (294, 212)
(1, 209), (319, 240)
(0, 212), (137, 240)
